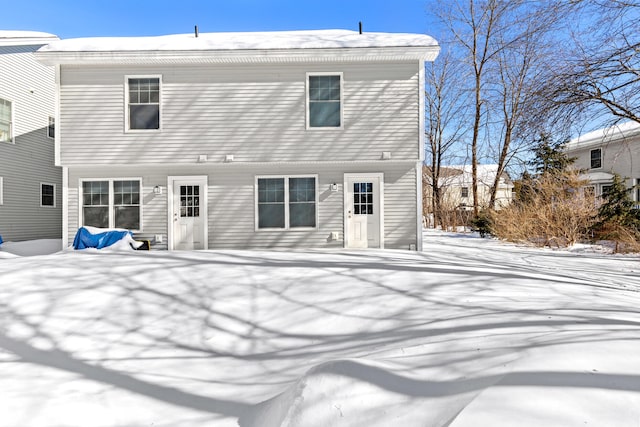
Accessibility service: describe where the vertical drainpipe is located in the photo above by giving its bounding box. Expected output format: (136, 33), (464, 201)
(55, 63), (68, 250)
(417, 59), (426, 251)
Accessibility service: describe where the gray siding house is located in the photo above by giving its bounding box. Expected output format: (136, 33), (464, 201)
(565, 121), (640, 206)
(0, 31), (62, 242)
(35, 30), (439, 250)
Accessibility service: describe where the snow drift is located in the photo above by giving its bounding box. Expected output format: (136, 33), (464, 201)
(0, 230), (638, 426)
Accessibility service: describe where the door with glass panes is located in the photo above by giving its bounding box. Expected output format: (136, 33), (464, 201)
(170, 176), (207, 250)
(344, 173), (383, 248)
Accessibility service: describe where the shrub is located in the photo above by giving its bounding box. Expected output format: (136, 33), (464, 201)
(492, 170), (598, 247)
(471, 211), (493, 237)
(592, 173), (640, 253)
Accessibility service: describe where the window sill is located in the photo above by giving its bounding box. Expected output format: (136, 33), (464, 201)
(306, 126), (344, 131)
(256, 227), (318, 232)
(125, 129), (162, 134)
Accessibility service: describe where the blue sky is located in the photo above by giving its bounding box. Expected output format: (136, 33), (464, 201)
(5, 0), (437, 39)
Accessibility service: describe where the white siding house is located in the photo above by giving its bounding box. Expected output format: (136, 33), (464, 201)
(0, 31), (61, 242)
(424, 164), (514, 213)
(565, 121), (640, 206)
(35, 30), (439, 250)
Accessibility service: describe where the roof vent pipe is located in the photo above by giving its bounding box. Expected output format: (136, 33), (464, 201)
(359, 21), (363, 34)
(195, 25), (199, 38)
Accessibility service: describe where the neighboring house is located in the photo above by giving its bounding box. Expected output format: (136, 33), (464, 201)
(565, 121), (640, 206)
(0, 31), (61, 242)
(424, 164), (514, 215)
(35, 30), (440, 250)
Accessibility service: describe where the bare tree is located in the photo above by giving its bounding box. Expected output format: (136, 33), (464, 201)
(424, 48), (469, 228)
(434, 0), (506, 216)
(486, 2), (565, 208)
(549, 1), (640, 125)
(429, 0), (567, 213)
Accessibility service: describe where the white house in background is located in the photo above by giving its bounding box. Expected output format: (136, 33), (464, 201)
(565, 121), (640, 205)
(424, 164), (514, 213)
(35, 30), (439, 250)
(0, 31), (61, 242)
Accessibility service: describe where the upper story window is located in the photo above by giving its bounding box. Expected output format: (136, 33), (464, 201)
(0, 98), (13, 143)
(461, 187), (469, 198)
(127, 77), (160, 131)
(47, 116), (55, 139)
(590, 148), (602, 169)
(40, 183), (55, 207)
(82, 179), (141, 230)
(307, 73), (342, 128)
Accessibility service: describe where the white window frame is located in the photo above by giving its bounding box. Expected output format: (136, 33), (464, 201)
(79, 178), (143, 232)
(590, 148), (602, 169)
(306, 72), (344, 130)
(40, 182), (56, 208)
(0, 97), (14, 144)
(47, 116), (55, 140)
(255, 175), (319, 231)
(125, 75), (162, 133)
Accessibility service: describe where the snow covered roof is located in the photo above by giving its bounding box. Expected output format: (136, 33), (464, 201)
(426, 164), (513, 187)
(567, 120), (640, 150)
(579, 171), (615, 184)
(35, 29), (440, 65)
(0, 30), (58, 47)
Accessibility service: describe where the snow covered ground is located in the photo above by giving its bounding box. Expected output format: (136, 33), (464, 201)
(0, 230), (639, 426)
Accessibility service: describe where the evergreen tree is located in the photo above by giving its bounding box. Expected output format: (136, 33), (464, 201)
(528, 133), (575, 176)
(597, 174), (640, 231)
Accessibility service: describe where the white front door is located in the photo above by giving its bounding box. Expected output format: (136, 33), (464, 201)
(344, 173), (383, 249)
(169, 176), (207, 250)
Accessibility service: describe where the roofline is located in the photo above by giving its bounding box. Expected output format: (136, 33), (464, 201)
(35, 45), (440, 65)
(0, 35), (59, 47)
(566, 121), (640, 150)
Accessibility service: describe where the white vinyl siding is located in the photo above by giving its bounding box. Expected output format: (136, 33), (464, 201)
(58, 63), (420, 165)
(0, 42), (61, 241)
(64, 163), (418, 250)
(0, 176), (3, 204)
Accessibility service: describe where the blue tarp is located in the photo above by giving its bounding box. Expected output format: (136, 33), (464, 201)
(73, 227), (133, 250)
(0, 234), (3, 245)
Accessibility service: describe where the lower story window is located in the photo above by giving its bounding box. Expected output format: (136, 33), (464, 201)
(257, 176), (317, 229)
(40, 183), (55, 207)
(82, 179), (141, 230)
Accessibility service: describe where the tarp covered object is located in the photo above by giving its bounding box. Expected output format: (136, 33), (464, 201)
(73, 227), (134, 250)
(0, 235), (3, 245)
